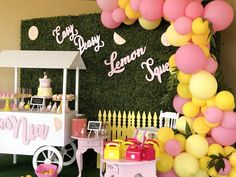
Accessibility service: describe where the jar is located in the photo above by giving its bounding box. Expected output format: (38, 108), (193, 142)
(72, 114), (87, 137)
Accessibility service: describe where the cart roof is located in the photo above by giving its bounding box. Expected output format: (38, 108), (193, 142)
(0, 50), (86, 69)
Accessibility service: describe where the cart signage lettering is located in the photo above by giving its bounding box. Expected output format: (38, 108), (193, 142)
(0, 116), (49, 145)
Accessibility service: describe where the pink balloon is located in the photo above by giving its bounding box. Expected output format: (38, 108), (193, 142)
(174, 16), (192, 35)
(130, 0), (141, 11)
(101, 11), (121, 29)
(175, 44), (206, 74)
(206, 136), (215, 145)
(112, 8), (127, 23)
(165, 139), (182, 156)
(205, 107), (223, 123)
(185, 1), (204, 20)
(211, 126), (236, 146)
(139, 0), (164, 21)
(203, 57), (218, 73)
(163, 0), (189, 21)
(173, 95), (190, 114)
(203, 0), (234, 31)
(219, 158), (232, 175)
(96, 0), (118, 11)
(157, 169), (178, 177)
(221, 111), (236, 129)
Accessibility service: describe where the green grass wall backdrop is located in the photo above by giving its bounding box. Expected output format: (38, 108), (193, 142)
(20, 14), (223, 120)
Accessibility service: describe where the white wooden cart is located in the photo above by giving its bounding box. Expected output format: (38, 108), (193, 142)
(0, 50), (86, 173)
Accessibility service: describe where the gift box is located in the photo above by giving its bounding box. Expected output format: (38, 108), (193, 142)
(121, 141), (134, 158)
(104, 142), (121, 160)
(142, 144), (155, 160)
(126, 144), (144, 161)
(145, 139), (161, 158)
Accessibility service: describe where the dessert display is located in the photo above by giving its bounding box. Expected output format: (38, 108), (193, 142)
(52, 94), (75, 101)
(37, 72), (52, 97)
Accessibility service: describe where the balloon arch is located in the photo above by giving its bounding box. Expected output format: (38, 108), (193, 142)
(97, 0), (236, 176)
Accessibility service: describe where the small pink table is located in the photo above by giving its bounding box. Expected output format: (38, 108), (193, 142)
(101, 158), (157, 177)
(72, 134), (107, 177)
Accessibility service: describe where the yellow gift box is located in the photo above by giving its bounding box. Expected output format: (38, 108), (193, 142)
(104, 142), (121, 160)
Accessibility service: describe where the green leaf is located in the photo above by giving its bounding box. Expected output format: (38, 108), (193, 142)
(184, 122), (192, 138)
(215, 159), (225, 172)
(209, 154), (219, 159)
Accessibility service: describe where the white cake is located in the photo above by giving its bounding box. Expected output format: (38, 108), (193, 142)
(37, 72), (52, 97)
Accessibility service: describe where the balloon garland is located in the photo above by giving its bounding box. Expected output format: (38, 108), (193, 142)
(97, 0), (235, 176)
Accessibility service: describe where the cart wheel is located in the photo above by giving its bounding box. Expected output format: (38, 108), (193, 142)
(32, 146), (63, 173)
(58, 142), (77, 166)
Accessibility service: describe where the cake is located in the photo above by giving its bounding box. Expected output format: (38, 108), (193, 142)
(37, 72), (52, 97)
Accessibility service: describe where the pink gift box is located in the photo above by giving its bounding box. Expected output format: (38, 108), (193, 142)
(126, 144), (144, 161)
(142, 144), (155, 161)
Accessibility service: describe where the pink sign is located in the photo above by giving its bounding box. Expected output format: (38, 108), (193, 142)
(0, 116), (49, 145)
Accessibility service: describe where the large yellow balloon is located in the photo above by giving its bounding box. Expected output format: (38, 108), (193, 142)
(192, 97), (206, 107)
(118, 0), (129, 9)
(139, 17), (161, 30)
(174, 152), (199, 177)
(194, 170), (209, 177)
(215, 91), (235, 111)
(125, 4), (140, 19)
(193, 117), (210, 135)
(166, 24), (191, 47)
(156, 153), (174, 172)
(199, 156), (211, 171)
(177, 83), (192, 99)
(224, 146), (235, 156)
(185, 134), (209, 159)
(191, 33), (210, 46)
(182, 102), (200, 118)
(208, 167), (218, 177)
(176, 116), (193, 134)
(229, 152), (236, 167)
(206, 96), (216, 107)
(192, 17), (210, 35)
(157, 127), (175, 143)
(189, 70), (218, 99)
(177, 71), (192, 84)
(208, 144), (224, 156)
(175, 134), (186, 151)
(229, 167), (236, 177)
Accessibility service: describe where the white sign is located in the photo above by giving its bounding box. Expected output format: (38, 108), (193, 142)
(141, 58), (169, 83)
(104, 46), (146, 77)
(52, 24), (105, 55)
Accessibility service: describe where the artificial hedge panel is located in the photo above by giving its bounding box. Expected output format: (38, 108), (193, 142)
(20, 14), (222, 120)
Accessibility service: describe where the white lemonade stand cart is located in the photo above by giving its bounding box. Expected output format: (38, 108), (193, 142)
(0, 50), (86, 173)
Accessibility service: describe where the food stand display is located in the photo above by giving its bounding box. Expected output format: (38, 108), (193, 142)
(0, 50), (86, 173)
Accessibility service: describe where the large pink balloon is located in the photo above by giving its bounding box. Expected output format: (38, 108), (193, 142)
(97, 0), (118, 11)
(203, 0), (234, 31)
(219, 158), (232, 175)
(130, 0), (141, 11)
(157, 169), (178, 177)
(211, 126), (236, 146)
(173, 95), (190, 114)
(185, 1), (204, 20)
(165, 139), (182, 156)
(203, 57), (218, 74)
(205, 106), (223, 123)
(139, 0), (164, 21)
(221, 111), (236, 129)
(101, 11), (121, 29)
(175, 44), (206, 74)
(174, 16), (192, 35)
(112, 8), (127, 23)
(163, 0), (189, 21)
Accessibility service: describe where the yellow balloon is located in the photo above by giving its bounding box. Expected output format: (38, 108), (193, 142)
(201, 106), (207, 114)
(192, 97), (206, 107)
(199, 45), (210, 58)
(194, 170), (209, 177)
(125, 4), (140, 19)
(208, 167), (218, 177)
(204, 118), (220, 128)
(118, 0), (129, 9)
(206, 96), (216, 107)
(157, 127), (175, 143)
(177, 83), (192, 99)
(191, 33), (210, 46)
(166, 24), (191, 47)
(174, 152), (199, 177)
(229, 152), (236, 167)
(123, 18), (136, 25)
(177, 71), (192, 84)
(156, 153), (174, 172)
(193, 117), (210, 135)
(183, 102), (200, 118)
(216, 175), (228, 177)
(208, 144), (224, 156)
(189, 70), (218, 99)
(199, 156), (212, 171)
(185, 134), (209, 158)
(169, 54), (176, 74)
(229, 167), (236, 177)
(215, 91), (235, 111)
(175, 134), (186, 151)
(224, 146), (235, 156)
(176, 116), (193, 134)
(139, 17), (161, 30)
(192, 17), (210, 35)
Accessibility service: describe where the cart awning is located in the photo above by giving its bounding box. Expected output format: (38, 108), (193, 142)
(0, 50), (86, 69)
